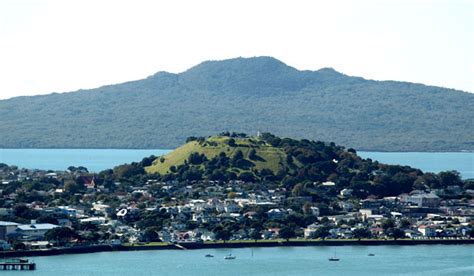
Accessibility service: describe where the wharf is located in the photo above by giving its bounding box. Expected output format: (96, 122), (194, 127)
(0, 259), (36, 270)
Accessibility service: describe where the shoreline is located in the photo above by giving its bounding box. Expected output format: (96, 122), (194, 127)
(2, 148), (473, 153)
(2, 239), (473, 258)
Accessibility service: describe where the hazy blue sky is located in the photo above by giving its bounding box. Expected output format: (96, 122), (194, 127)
(0, 0), (472, 99)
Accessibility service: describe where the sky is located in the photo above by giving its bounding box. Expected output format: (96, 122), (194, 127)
(0, 0), (472, 100)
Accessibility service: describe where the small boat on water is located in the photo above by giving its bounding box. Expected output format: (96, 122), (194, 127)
(224, 254), (236, 260)
(368, 253), (375, 256)
(328, 250), (340, 261)
(205, 254), (214, 258)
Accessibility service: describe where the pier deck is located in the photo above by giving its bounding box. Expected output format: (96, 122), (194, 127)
(0, 259), (36, 270)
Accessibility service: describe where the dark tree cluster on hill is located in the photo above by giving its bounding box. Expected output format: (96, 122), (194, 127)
(188, 152), (208, 165)
(220, 132), (248, 138)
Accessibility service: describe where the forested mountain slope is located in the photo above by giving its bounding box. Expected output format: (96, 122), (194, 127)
(1, 56), (472, 151)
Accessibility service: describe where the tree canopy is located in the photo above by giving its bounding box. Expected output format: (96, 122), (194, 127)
(1, 57), (472, 151)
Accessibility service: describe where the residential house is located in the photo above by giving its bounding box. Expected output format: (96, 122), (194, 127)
(80, 217), (106, 225)
(361, 199), (385, 210)
(404, 229), (422, 239)
(158, 230), (172, 242)
(262, 228), (280, 239)
(200, 231), (216, 241)
(339, 201), (354, 212)
(309, 206), (320, 216)
(0, 221), (19, 239)
(340, 189), (353, 198)
(400, 192), (440, 208)
(304, 223), (319, 238)
(0, 239), (11, 250)
(418, 225), (437, 237)
(267, 209), (285, 219)
(80, 176), (96, 190)
(15, 222), (58, 240)
(225, 202), (241, 213)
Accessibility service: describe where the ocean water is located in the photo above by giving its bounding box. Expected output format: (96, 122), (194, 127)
(1, 245), (472, 275)
(359, 151), (473, 179)
(0, 149), (472, 178)
(0, 148), (170, 173)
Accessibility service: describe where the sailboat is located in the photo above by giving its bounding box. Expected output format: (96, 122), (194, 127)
(224, 253), (236, 260)
(224, 250), (236, 260)
(328, 249), (340, 261)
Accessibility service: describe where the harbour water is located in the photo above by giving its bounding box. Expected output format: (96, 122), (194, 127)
(1, 245), (472, 275)
(358, 151), (473, 179)
(0, 148), (169, 173)
(0, 149), (472, 178)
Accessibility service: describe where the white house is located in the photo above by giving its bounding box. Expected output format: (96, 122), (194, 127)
(267, 209), (285, 219)
(92, 202), (111, 215)
(80, 217), (107, 225)
(321, 181), (336, 187)
(200, 231), (216, 241)
(304, 223), (319, 238)
(400, 193), (440, 208)
(418, 225), (437, 237)
(359, 209), (373, 220)
(404, 229), (421, 239)
(340, 189), (353, 197)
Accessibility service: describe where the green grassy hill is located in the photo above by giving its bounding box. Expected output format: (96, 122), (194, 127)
(137, 132), (468, 199)
(145, 136), (292, 175)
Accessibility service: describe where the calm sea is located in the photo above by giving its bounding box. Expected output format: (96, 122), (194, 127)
(358, 151), (473, 179)
(0, 149), (472, 178)
(0, 148), (169, 173)
(1, 245), (472, 275)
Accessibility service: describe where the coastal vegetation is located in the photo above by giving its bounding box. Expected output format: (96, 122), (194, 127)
(1, 57), (473, 151)
(0, 133), (472, 253)
(145, 133), (469, 198)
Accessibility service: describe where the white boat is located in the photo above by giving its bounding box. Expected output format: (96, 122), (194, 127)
(224, 254), (236, 260)
(328, 250), (340, 261)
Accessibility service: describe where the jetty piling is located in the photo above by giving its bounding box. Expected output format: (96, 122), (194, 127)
(0, 259), (36, 271)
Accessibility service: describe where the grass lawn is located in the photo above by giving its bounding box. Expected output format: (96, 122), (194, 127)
(145, 136), (289, 175)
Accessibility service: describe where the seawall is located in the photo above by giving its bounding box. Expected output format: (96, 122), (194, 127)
(1, 239), (473, 258)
